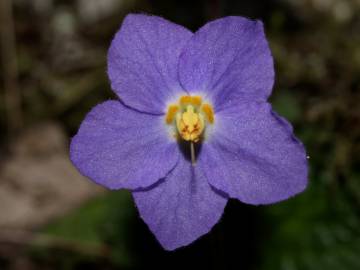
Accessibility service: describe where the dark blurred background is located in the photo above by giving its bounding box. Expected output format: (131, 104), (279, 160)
(0, 0), (360, 269)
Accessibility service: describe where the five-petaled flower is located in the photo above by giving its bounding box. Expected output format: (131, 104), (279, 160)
(70, 14), (308, 251)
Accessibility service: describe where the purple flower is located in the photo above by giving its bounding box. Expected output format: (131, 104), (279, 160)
(70, 14), (308, 250)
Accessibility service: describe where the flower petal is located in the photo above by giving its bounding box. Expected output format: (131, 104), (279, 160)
(199, 102), (308, 205)
(179, 16), (274, 111)
(133, 155), (227, 250)
(108, 14), (193, 114)
(70, 101), (178, 190)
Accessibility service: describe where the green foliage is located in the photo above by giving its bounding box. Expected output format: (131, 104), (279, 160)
(43, 191), (137, 267)
(271, 91), (302, 122)
(260, 182), (360, 270)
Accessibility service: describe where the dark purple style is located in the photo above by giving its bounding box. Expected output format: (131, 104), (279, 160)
(70, 14), (308, 250)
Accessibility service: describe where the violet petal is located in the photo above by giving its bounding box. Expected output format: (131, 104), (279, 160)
(199, 102), (308, 205)
(70, 101), (178, 190)
(133, 155), (227, 250)
(108, 14), (193, 114)
(179, 16), (274, 111)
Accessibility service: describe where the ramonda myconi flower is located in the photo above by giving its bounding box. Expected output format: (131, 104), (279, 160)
(70, 14), (308, 251)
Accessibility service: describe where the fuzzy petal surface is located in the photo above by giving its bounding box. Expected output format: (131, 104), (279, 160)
(133, 155), (227, 250)
(108, 14), (193, 114)
(70, 101), (178, 190)
(179, 16), (274, 111)
(199, 102), (308, 205)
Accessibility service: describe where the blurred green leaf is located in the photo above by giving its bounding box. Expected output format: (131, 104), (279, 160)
(43, 191), (136, 267)
(271, 91), (301, 122)
(260, 180), (360, 270)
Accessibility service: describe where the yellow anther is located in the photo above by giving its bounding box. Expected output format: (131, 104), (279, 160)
(179, 95), (202, 107)
(176, 105), (204, 142)
(165, 95), (214, 143)
(201, 103), (215, 124)
(180, 96), (192, 105)
(165, 105), (179, 124)
(190, 96), (202, 107)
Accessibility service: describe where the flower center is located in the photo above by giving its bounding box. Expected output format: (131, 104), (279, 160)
(165, 95), (214, 143)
